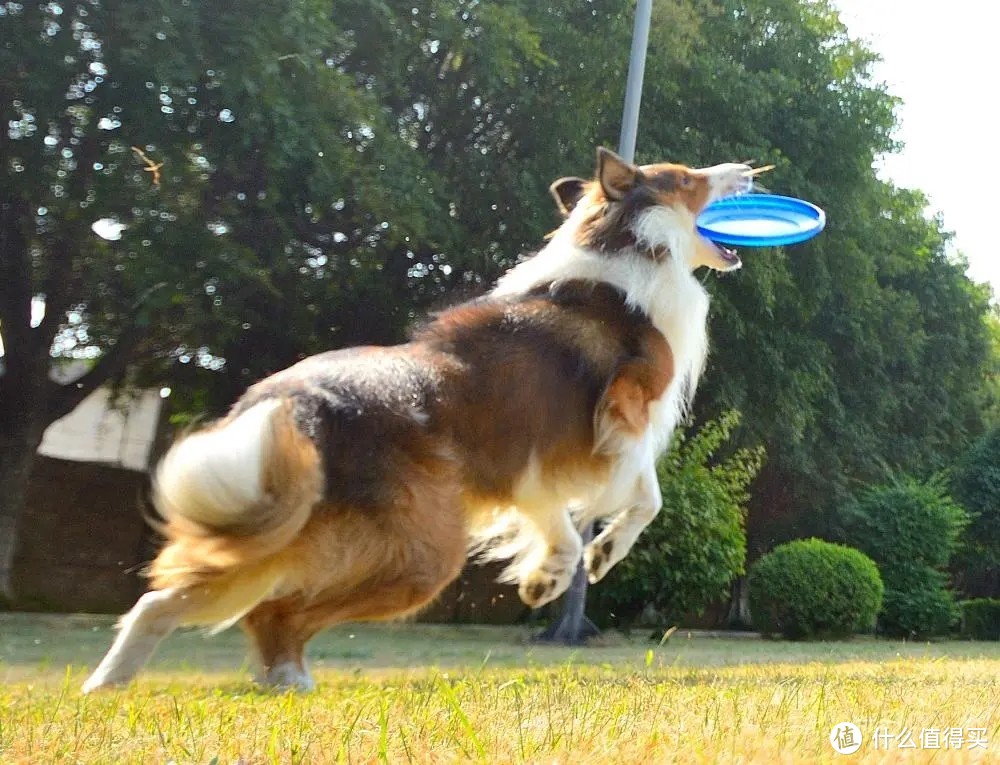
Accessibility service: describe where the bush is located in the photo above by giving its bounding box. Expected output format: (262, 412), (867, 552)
(839, 476), (968, 637)
(961, 599), (1000, 640)
(840, 476), (968, 570)
(748, 538), (883, 639)
(879, 565), (959, 638)
(593, 411), (763, 628)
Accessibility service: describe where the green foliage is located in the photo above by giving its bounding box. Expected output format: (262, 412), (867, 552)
(877, 565), (959, 639)
(950, 427), (1000, 596)
(1, 0), (450, 412)
(840, 477), (969, 570)
(960, 599), (1000, 641)
(983, 311), (1000, 429)
(840, 477), (968, 637)
(593, 411), (763, 627)
(748, 539), (884, 640)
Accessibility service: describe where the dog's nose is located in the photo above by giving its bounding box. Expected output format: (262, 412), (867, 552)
(702, 163), (754, 201)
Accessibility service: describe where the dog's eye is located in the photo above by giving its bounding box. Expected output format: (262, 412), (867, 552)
(678, 175), (694, 189)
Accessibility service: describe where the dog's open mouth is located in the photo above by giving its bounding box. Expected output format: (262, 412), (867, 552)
(712, 240), (742, 269)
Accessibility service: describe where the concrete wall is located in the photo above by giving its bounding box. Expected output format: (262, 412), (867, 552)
(12, 457), (153, 613)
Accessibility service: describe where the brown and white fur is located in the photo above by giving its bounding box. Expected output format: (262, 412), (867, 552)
(82, 148), (751, 692)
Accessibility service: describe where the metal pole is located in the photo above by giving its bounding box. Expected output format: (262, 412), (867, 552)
(618, 0), (653, 164)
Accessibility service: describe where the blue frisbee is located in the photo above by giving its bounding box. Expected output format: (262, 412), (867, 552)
(697, 194), (826, 248)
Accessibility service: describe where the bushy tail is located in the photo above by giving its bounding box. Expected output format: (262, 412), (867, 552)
(148, 399), (322, 592)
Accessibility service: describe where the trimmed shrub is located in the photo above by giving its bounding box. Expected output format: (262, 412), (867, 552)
(879, 565), (959, 638)
(749, 538), (883, 640)
(961, 599), (1000, 641)
(593, 411), (763, 628)
(839, 476), (968, 637)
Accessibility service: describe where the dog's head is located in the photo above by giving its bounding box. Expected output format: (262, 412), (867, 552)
(550, 147), (752, 272)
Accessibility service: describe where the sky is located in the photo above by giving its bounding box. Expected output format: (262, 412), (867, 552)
(831, 0), (998, 298)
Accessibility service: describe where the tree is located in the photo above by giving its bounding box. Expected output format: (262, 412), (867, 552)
(4, 0), (993, 619)
(0, 0), (698, 601)
(670, 1), (995, 557)
(721, 178), (995, 556)
(980, 310), (1000, 429)
(0, 0), (447, 600)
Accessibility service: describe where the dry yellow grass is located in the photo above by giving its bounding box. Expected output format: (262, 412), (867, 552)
(1, 614), (998, 763)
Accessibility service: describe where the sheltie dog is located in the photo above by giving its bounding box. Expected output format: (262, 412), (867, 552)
(83, 147), (752, 691)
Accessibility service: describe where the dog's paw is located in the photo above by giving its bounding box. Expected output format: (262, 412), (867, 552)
(81, 671), (126, 694)
(518, 565), (574, 609)
(259, 661), (316, 692)
(583, 537), (618, 584)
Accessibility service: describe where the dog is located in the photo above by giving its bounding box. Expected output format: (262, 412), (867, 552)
(82, 147), (751, 692)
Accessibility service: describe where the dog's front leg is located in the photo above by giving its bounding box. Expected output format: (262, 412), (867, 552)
(583, 460), (662, 584)
(516, 506), (583, 609)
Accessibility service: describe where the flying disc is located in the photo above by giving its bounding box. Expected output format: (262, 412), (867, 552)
(697, 194), (826, 247)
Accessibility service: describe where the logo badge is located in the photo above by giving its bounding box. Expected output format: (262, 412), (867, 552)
(830, 722), (863, 754)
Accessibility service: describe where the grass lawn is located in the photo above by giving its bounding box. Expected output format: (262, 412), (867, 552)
(1, 613), (999, 763)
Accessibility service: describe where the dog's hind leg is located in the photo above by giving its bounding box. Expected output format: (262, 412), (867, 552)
(243, 569), (464, 690)
(241, 598), (314, 690)
(242, 489), (468, 690)
(81, 588), (189, 692)
(82, 560), (285, 693)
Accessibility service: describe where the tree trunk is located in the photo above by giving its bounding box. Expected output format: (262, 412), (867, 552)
(534, 524), (601, 645)
(0, 426), (44, 605)
(725, 575), (752, 629)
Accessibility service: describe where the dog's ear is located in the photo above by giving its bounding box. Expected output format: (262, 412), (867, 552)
(549, 177), (587, 217)
(596, 147), (641, 201)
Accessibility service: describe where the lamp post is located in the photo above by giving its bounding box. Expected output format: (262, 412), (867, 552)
(618, 0), (653, 164)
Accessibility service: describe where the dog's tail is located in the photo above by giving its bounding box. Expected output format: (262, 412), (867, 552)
(147, 398), (322, 600)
